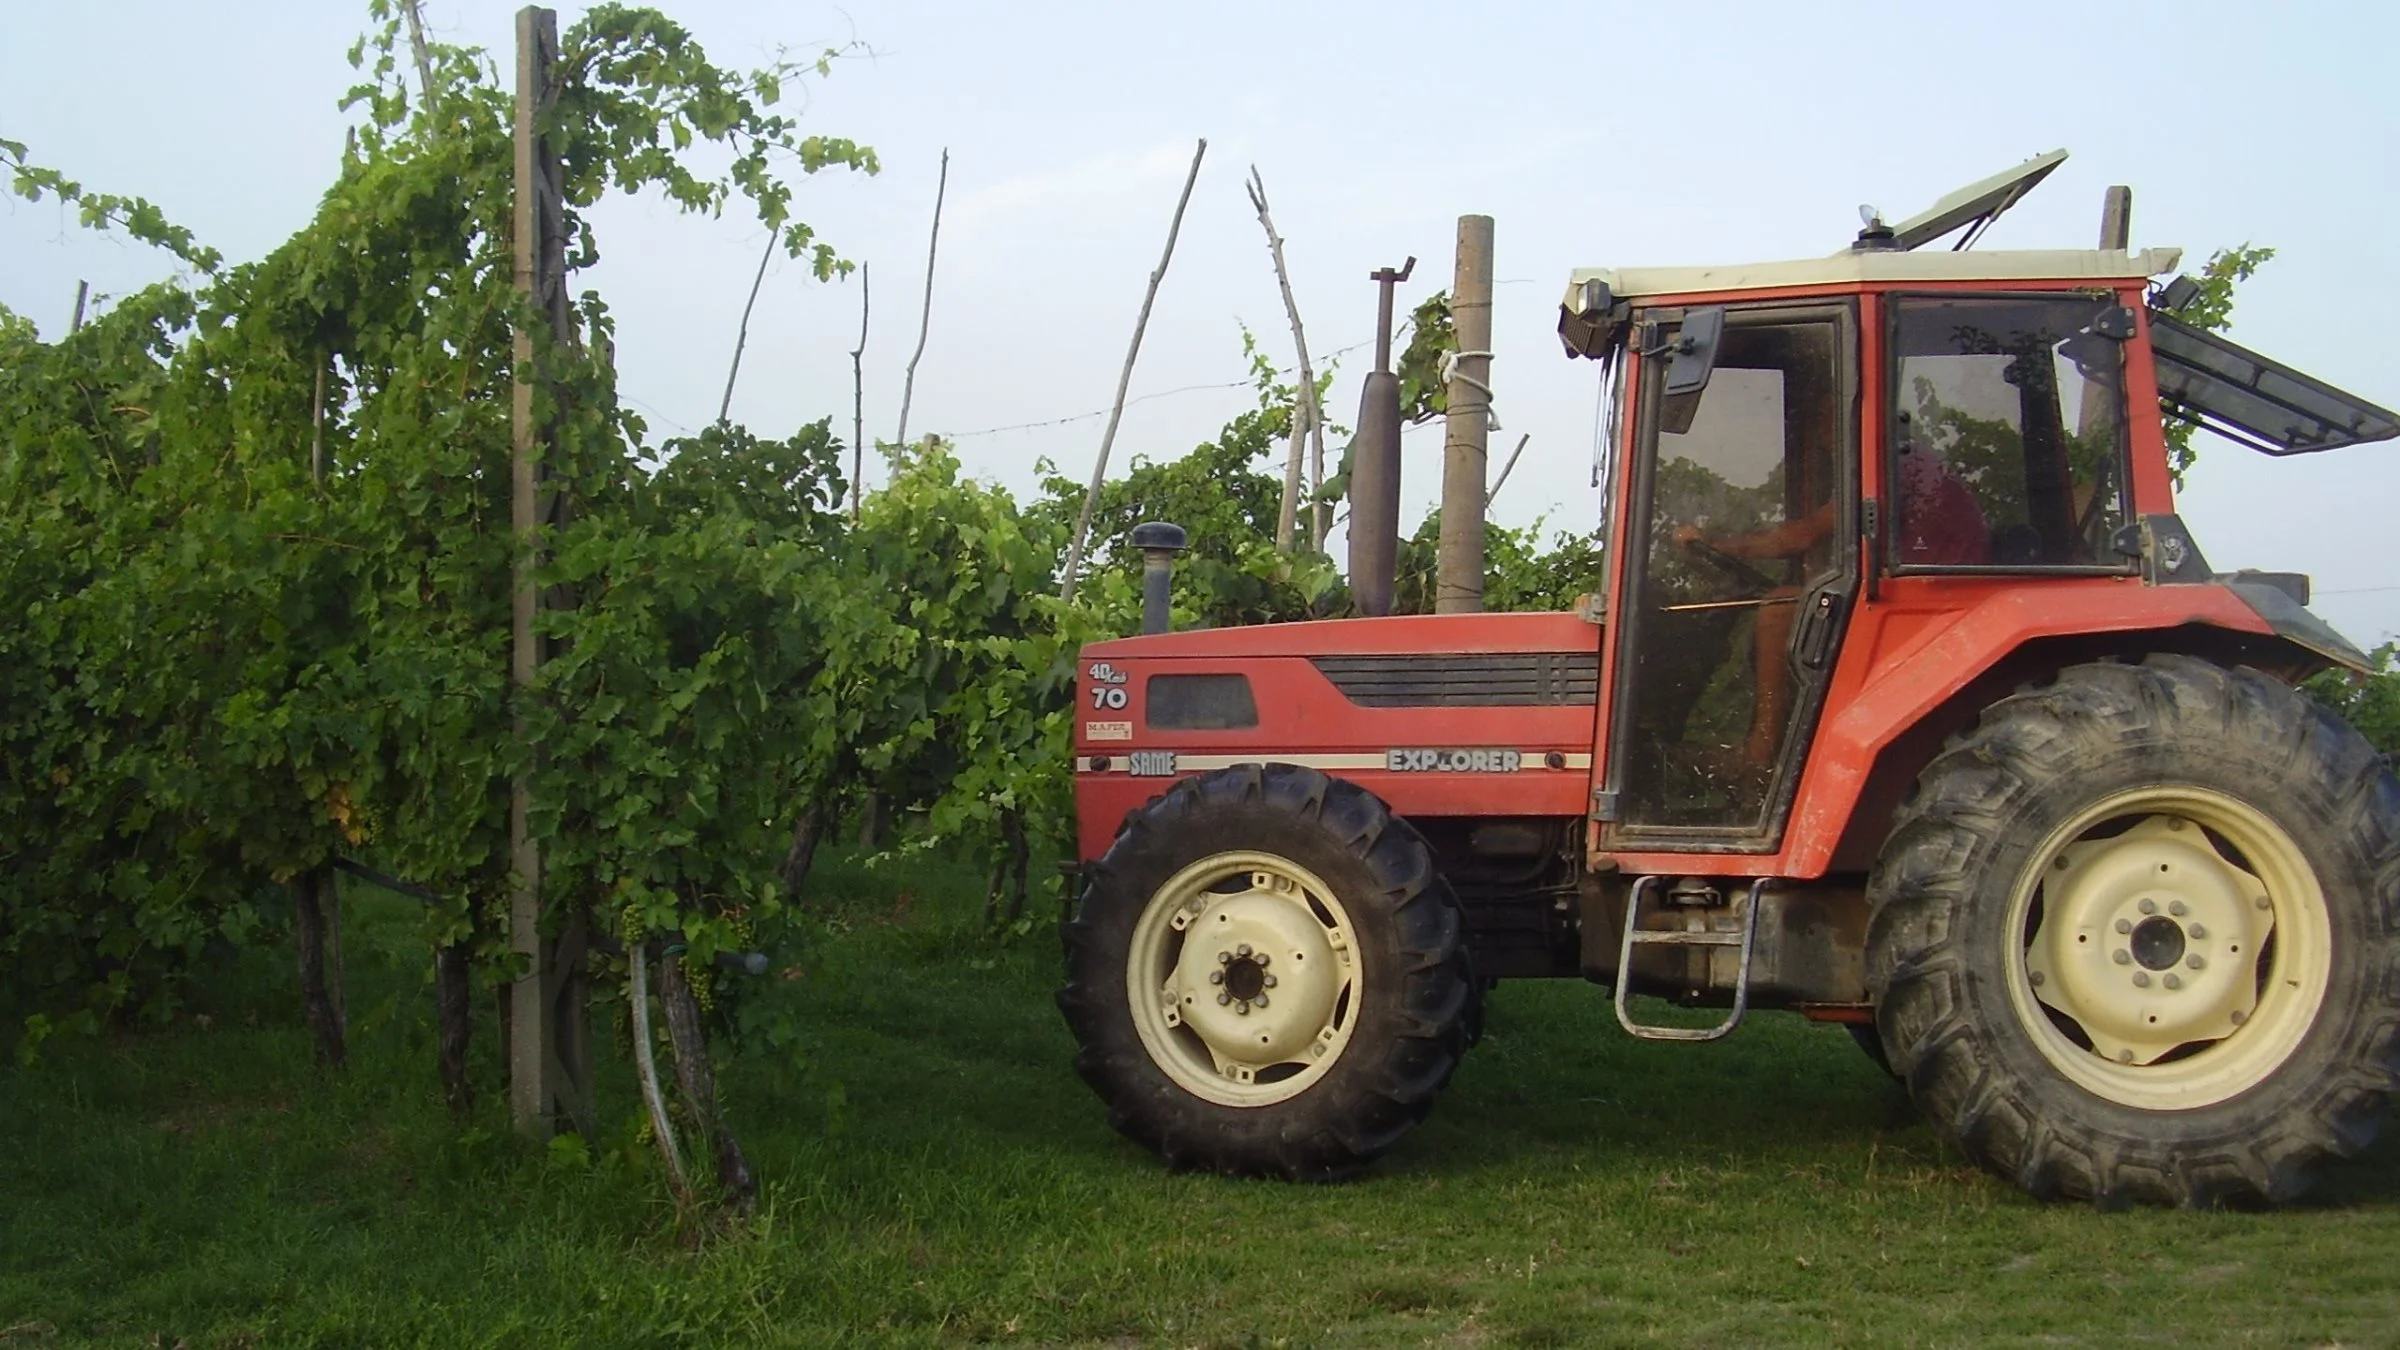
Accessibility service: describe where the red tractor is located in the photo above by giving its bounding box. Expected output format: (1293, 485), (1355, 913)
(1057, 154), (2400, 1207)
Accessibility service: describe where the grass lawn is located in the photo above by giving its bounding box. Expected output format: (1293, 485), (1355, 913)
(4, 852), (2397, 1348)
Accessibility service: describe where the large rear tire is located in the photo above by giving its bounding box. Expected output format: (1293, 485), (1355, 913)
(1059, 764), (1470, 1180)
(1867, 655), (2400, 1207)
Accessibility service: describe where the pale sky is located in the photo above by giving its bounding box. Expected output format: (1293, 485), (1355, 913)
(5, 1), (2396, 643)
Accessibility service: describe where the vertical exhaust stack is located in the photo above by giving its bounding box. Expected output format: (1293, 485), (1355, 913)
(1131, 521), (1187, 635)
(1348, 258), (1414, 617)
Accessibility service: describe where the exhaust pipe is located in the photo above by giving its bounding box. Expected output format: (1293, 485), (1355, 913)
(1348, 258), (1414, 617)
(1131, 520), (1187, 635)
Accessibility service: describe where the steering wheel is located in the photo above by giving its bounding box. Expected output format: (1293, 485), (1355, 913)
(1677, 533), (1782, 596)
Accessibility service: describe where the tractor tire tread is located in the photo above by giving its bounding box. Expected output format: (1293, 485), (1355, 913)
(1867, 655), (2400, 1208)
(1058, 763), (1469, 1181)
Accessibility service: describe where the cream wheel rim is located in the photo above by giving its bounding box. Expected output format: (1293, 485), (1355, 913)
(1126, 850), (1362, 1107)
(2005, 786), (2332, 1110)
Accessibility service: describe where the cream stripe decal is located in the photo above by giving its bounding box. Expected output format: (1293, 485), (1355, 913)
(1075, 751), (1593, 774)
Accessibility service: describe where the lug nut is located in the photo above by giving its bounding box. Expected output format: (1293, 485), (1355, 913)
(2187, 955), (2205, 971)
(2187, 923), (2206, 939)
(2133, 972), (2152, 988)
(1263, 975), (1278, 988)
(1217, 992), (1231, 1006)
(1235, 1001), (1250, 1016)
(2138, 899), (2158, 915)
(1218, 951), (1232, 965)
(2113, 950), (2132, 965)
(1237, 943), (1253, 958)
(1209, 970), (1224, 985)
(2115, 918), (2133, 935)
(1255, 953), (1270, 968)
(2168, 900), (2189, 918)
(2164, 973), (2183, 990)
(1254, 995), (1269, 1009)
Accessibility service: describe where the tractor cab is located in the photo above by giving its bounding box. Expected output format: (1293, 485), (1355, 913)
(1060, 152), (2400, 1207)
(1554, 152), (2391, 871)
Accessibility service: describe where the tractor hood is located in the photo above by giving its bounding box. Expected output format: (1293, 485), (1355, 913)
(1080, 610), (1600, 662)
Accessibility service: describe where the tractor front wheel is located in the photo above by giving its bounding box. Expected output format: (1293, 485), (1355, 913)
(1867, 655), (2400, 1207)
(1059, 764), (1470, 1180)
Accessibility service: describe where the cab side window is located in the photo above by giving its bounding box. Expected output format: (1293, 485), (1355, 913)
(1889, 296), (2131, 569)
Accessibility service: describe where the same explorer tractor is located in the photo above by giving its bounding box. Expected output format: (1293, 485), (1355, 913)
(1056, 152), (2400, 1207)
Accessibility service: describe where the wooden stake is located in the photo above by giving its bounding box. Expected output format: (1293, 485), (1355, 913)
(1246, 167), (1321, 554)
(402, 0), (439, 112)
(850, 263), (869, 520)
(434, 939), (473, 1111)
(1437, 215), (1493, 614)
(2097, 185), (2132, 251)
(895, 149), (948, 447)
(1059, 138), (1207, 603)
(311, 357), (328, 484)
(69, 280), (88, 335)
(719, 224), (779, 424)
(510, 4), (588, 1138)
(2079, 185), (2133, 443)
(1278, 408), (1307, 554)
(1486, 432), (1530, 507)
(630, 943), (693, 1204)
(292, 868), (347, 1067)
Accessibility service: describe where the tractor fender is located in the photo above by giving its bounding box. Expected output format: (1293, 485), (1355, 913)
(2220, 576), (2374, 675)
(1795, 580), (2312, 877)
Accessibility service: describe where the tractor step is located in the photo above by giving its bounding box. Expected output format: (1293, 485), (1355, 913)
(1612, 875), (1767, 1043)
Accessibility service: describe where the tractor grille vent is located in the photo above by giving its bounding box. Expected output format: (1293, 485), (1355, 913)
(1311, 653), (1598, 707)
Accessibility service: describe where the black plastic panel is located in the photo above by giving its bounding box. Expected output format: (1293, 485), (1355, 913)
(1145, 673), (1259, 730)
(1313, 652), (1598, 707)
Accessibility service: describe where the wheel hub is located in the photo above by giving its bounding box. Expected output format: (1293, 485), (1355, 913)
(2024, 815), (2275, 1065)
(2128, 915), (2186, 971)
(1128, 857), (1361, 1104)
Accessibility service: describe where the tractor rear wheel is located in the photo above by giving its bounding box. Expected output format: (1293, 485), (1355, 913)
(1059, 764), (1470, 1180)
(1867, 655), (2400, 1207)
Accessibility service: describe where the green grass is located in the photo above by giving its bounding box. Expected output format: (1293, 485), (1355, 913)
(5, 856), (2399, 1348)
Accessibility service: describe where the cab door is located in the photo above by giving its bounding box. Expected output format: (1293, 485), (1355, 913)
(1596, 301), (1858, 852)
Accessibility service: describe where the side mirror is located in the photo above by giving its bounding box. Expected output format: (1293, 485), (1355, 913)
(1656, 307), (1724, 436)
(1664, 307), (1724, 397)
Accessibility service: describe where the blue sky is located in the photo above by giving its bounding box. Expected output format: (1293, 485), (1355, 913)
(5, 1), (2395, 641)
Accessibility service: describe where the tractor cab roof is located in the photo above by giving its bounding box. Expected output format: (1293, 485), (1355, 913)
(1560, 246), (2183, 309)
(1558, 149), (2399, 458)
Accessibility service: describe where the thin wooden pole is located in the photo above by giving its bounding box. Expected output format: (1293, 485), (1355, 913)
(850, 263), (869, 520)
(1277, 408), (1307, 553)
(894, 148), (948, 447)
(311, 358), (328, 484)
(68, 280), (88, 334)
(718, 225), (779, 424)
(1247, 167), (1320, 554)
(1486, 432), (1530, 507)
(1059, 137), (1207, 603)
(629, 943), (693, 1204)
(1437, 214), (1493, 613)
(402, 0), (439, 110)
